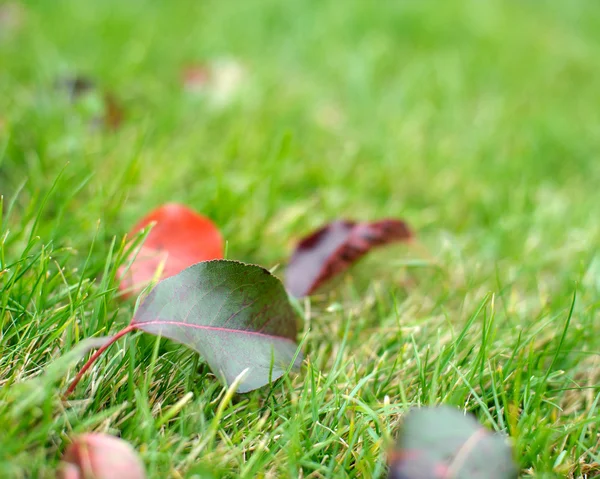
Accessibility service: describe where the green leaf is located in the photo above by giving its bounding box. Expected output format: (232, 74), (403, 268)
(131, 260), (303, 393)
(388, 406), (518, 479)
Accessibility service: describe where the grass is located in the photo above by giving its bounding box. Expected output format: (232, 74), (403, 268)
(1, 0), (600, 477)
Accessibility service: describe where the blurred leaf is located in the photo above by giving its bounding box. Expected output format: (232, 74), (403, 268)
(56, 75), (96, 101)
(55, 74), (125, 129)
(182, 58), (246, 108)
(118, 203), (223, 297)
(285, 219), (413, 297)
(182, 65), (210, 91)
(103, 92), (124, 130)
(59, 433), (146, 479)
(388, 406), (518, 479)
(0, 2), (26, 40)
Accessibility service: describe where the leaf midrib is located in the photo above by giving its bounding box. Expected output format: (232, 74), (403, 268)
(133, 320), (296, 342)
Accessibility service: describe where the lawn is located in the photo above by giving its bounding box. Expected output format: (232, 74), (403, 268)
(1, 0), (600, 477)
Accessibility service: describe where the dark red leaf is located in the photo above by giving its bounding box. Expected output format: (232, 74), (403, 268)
(388, 406), (518, 479)
(131, 260), (302, 392)
(66, 260), (302, 396)
(118, 203), (223, 297)
(285, 219), (413, 297)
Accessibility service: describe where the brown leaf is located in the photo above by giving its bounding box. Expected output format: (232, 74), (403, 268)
(103, 92), (124, 130)
(55, 75), (125, 129)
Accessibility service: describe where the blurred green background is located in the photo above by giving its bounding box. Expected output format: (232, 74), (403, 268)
(2, 0), (600, 261)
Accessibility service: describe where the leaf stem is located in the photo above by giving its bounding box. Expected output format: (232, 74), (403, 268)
(63, 324), (136, 398)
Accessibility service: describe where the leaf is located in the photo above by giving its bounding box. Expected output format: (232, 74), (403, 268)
(285, 219), (413, 298)
(388, 406), (518, 479)
(182, 65), (211, 91)
(182, 58), (246, 108)
(56, 75), (96, 101)
(102, 92), (125, 130)
(59, 433), (146, 479)
(55, 74), (125, 129)
(118, 203), (223, 297)
(0, 3), (25, 39)
(131, 260), (302, 393)
(66, 260), (302, 396)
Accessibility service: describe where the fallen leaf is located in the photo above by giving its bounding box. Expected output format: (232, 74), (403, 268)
(56, 75), (96, 101)
(0, 2), (26, 40)
(182, 58), (246, 108)
(102, 92), (124, 130)
(182, 65), (211, 91)
(66, 260), (302, 396)
(285, 219), (413, 298)
(59, 433), (146, 479)
(388, 406), (518, 479)
(118, 203), (223, 297)
(56, 74), (125, 129)
(132, 260), (302, 392)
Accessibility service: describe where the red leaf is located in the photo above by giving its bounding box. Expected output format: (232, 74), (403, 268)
(118, 203), (223, 296)
(285, 219), (413, 297)
(182, 58), (246, 107)
(182, 65), (211, 91)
